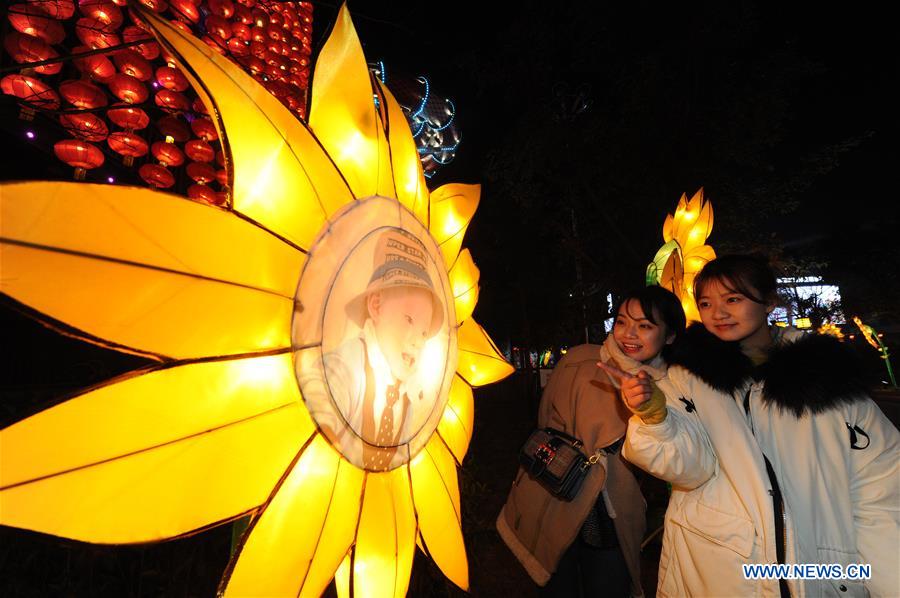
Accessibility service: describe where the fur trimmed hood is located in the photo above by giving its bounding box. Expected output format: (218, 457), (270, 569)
(669, 323), (869, 417)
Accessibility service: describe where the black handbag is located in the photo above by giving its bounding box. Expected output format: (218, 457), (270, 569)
(518, 427), (599, 501)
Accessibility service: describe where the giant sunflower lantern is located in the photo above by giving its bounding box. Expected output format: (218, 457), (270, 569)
(646, 188), (716, 322)
(0, 4), (513, 597)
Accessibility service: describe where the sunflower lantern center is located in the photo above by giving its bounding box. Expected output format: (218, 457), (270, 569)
(292, 196), (458, 471)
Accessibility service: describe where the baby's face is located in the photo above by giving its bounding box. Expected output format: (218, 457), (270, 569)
(368, 287), (434, 381)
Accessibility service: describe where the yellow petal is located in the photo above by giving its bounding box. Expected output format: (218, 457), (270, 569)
(309, 4), (394, 201)
(352, 467), (417, 598)
(429, 183), (480, 268)
(410, 436), (468, 590)
(335, 552), (351, 598)
(436, 375), (475, 464)
(448, 249), (480, 324)
(683, 198), (714, 254)
(0, 182), (303, 298)
(456, 318), (514, 387)
(0, 354), (310, 542)
(135, 7), (353, 249)
(659, 249), (684, 298)
(662, 212), (674, 243)
(378, 80), (430, 227)
(1, 243), (293, 360)
(672, 190), (703, 245)
(683, 244), (716, 277)
(223, 435), (364, 598)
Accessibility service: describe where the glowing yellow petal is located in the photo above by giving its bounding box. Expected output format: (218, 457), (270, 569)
(0, 354), (310, 542)
(662, 212), (674, 243)
(0, 182), (303, 297)
(309, 4), (394, 200)
(410, 436), (468, 590)
(1, 243), (293, 360)
(672, 190), (703, 245)
(223, 435), (364, 598)
(429, 183), (480, 267)
(683, 244), (716, 277)
(436, 375), (475, 464)
(335, 553), (351, 598)
(352, 467), (417, 598)
(448, 249), (480, 324)
(378, 80), (430, 227)
(456, 318), (514, 387)
(683, 198), (713, 254)
(136, 7), (353, 249)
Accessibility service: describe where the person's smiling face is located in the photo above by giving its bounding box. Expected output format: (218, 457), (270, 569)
(612, 299), (672, 363)
(697, 278), (772, 345)
(368, 287), (434, 381)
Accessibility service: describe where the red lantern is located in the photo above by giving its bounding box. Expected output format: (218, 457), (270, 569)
(191, 96), (208, 115)
(108, 106), (150, 130)
(8, 4), (66, 44)
(54, 139), (104, 180)
(151, 140), (185, 166)
(233, 4), (252, 24)
(139, 163), (175, 188)
(122, 25), (159, 60)
(108, 131), (149, 166)
(249, 40), (266, 59)
(71, 45), (115, 81)
(155, 89), (190, 113)
(108, 73), (148, 104)
(31, 0), (76, 19)
(186, 161), (216, 184)
(215, 168), (227, 186)
(60, 79), (107, 109)
(207, 0), (234, 17)
(206, 14), (232, 40)
(75, 17), (120, 49)
(134, 0), (168, 12)
(3, 32), (62, 75)
(113, 50), (153, 81)
(251, 26), (266, 43)
(184, 138), (214, 162)
(267, 11), (282, 27)
(232, 21), (251, 41)
(157, 114), (190, 141)
(202, 35), (227, 55)
(155, 66), (189, 91)
(190, 117), (218, 141)
(60, 112), (109, 142)
(227, 37), (249, 57)
(168, 0), (199, 24)
(215, 150), (225, 167)
(237, 0), (257, 8)
(78, 0), (123, 27)
(187, 183), (218, 204)
(2, 74), (60, 119)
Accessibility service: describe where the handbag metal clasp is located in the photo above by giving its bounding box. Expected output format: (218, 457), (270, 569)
(536, 442), (556, 465)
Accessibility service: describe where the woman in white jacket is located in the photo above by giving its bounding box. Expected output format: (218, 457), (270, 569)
(601, 255), (899, 597)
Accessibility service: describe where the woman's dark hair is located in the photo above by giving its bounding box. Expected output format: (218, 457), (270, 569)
(612, 286), (686, 357)
(693, 254), (777, 304)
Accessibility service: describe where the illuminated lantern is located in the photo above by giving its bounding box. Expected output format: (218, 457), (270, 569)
(168, 0), (199, 24)
(0, 6), (511, 598)
(151, 140), (185, 167)
(8, 4), (66, 44)
(107, 131), (149, 166)
(78, 0), (123, 27)
(232, 22), (251, 41)
(59, 112), (109, 142)
(215, 150), (225, 166)
(157, 114), (190, 141)
(53, 139), (104, 180)
(31, 0), (76, 19)
(113, 50), (153, 81)
(134, 0), (167, 12)
(191, 96), (208, 114)
(154, 89), (190, 112)
(227, 38), (249, 57)
(122, 25), (159, 60)
(107, 106), (150, 130)
(184, 138), (214, 163)
(186, 161), (215, 184)
(71, 45), (116, 82)
(187, 182), (218, 204)
(75, 17), (120, 49)
(2, 73), (59, 119)
(155, 65), (188, 91)
(233, 4), (252, 24)
(215, 168), (227, 186)
(249, 40), (266, 59)
(3, 32), (62, 75)
(251, 26), (266, 43)
(646, 188), (716, 322)
(60, 79), (107, 109)
(190, 117), (218, 141)
(108, 73), (148, 104)
(208, 0), (234, 18)
(206, 14), (232, 40)
(138, 162), (175, 187)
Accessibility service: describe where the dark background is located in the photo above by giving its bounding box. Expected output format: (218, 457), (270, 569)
(2, 1), (898, 596)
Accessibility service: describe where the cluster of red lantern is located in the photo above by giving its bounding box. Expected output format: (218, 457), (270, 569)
(2, 0), (313, 205)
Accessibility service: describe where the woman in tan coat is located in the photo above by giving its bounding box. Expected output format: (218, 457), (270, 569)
(497, 287), (685, 597)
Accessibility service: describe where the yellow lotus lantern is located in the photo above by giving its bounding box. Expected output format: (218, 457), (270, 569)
(0, 4), (513, 597)
(646, 188), (716, 321)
